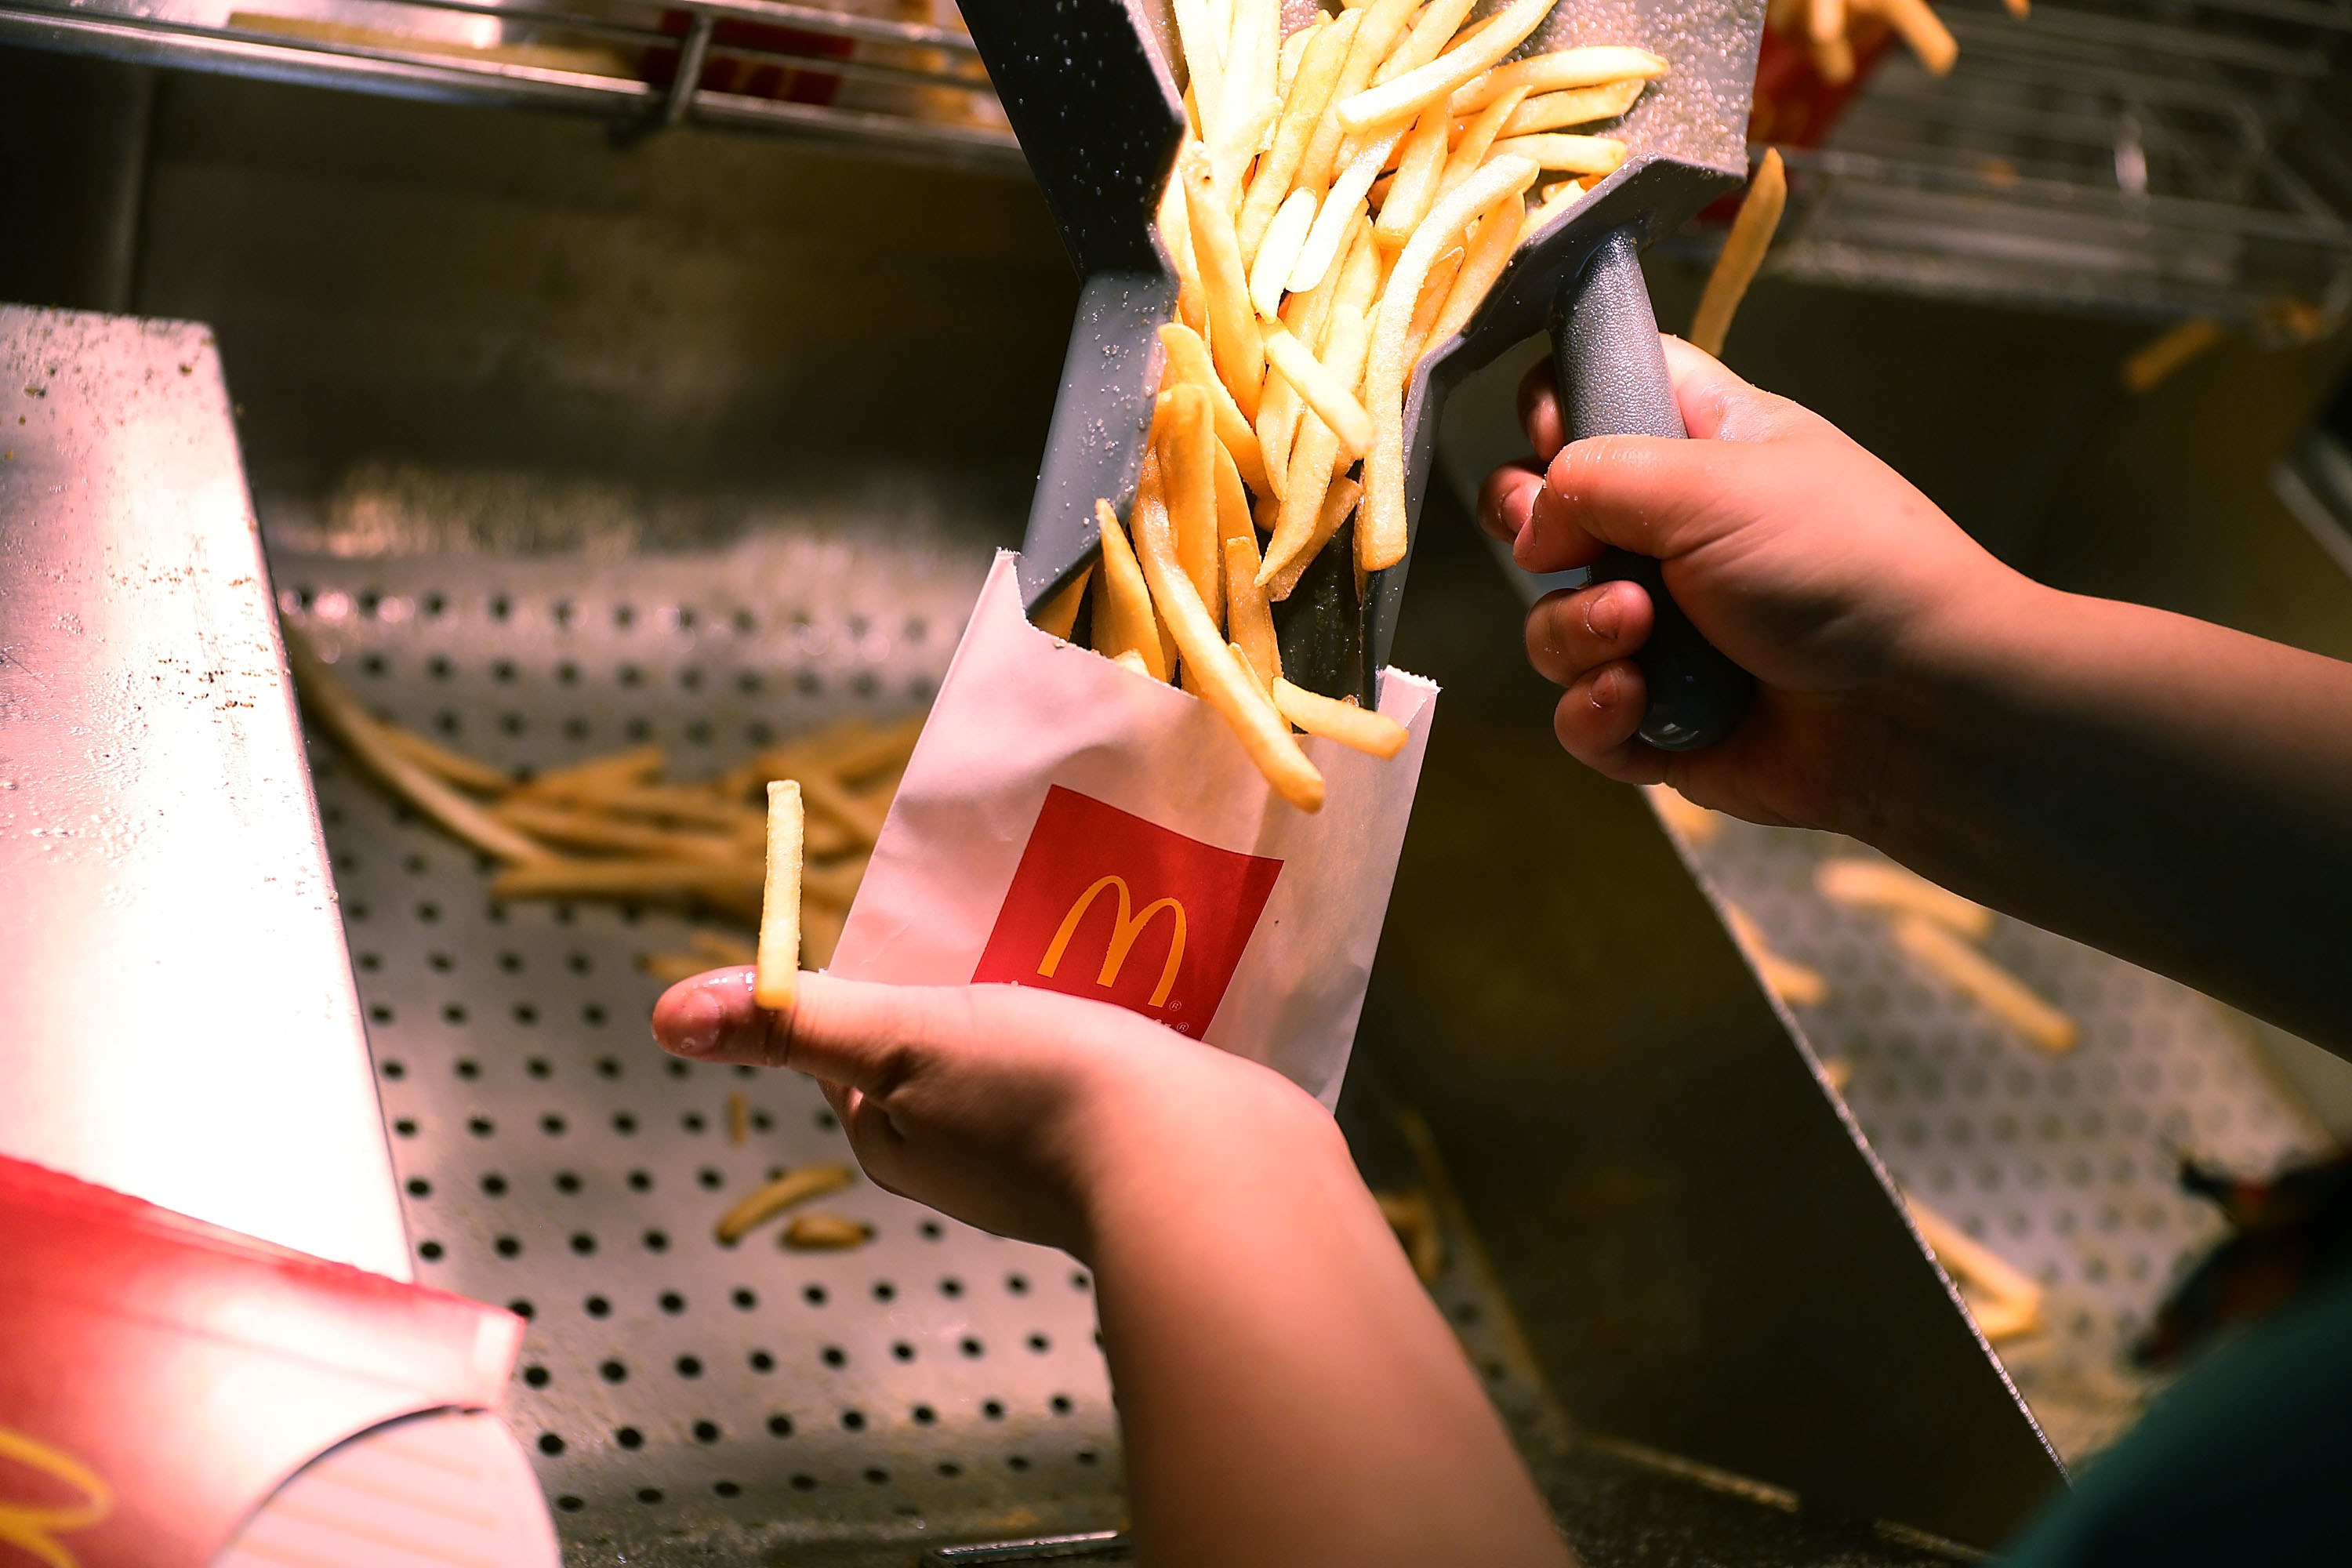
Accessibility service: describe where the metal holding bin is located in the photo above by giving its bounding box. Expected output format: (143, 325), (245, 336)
(2, 11), (2348, 1565)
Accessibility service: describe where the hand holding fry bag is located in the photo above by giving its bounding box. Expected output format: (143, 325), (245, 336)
(825, 553), (1436, 1105)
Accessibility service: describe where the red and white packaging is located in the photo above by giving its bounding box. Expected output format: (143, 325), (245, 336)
(832, 552), (1439, 1105)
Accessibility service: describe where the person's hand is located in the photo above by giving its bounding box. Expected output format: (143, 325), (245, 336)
(650, 970), (1343, 1260)
(1476, 337), (2036, 835)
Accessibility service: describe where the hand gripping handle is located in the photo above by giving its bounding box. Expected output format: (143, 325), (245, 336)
(1548, 225), (1753, 751)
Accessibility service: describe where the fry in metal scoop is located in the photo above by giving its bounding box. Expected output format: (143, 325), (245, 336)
(1488, 132), (1628, 176)
(1450, 45), (1668, 113)
(754, 780), (804, 1010)
(1159, 324), (1270, 494)
(1261, 325), (1374, 458)
(1497, 78), (1646, 136)
(1272, 677), (1410, 759)
(1334, 0), (1559, 133)
(1225, 535), (1282, 691)
(713, 1162), (854, 1245)
(1183, 152), (1266, 419)
(1091, 499), (1172, 682)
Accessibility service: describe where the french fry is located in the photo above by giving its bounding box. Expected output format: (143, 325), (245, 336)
(1171, 0), (1228, 147)
(492, 857), (764, 920)
(713, 1163), (855, 1245)
(1688, 147), (1786, 358)
(1488, 132), (1628, 176)
(2121, 317), (2226, 394)
(1185, 151), (1266, 419)
(1519, 178), (1589, 245)
(1374, 1188), (1444, 1283)
(1160, 324), (1270, 494)
(1497, 78), (1646, 136)
(1428, 187), (1526, 351)
(1091, 500), (1174, 682)
(1815, 856), (1991, 938)
(1811, 29), (1855, 84)
(1210, 0), (1280, 200)
(1259, 222), (1357, 494)
(1450, 46), (1667, 114)
(1907, 1196), (2044, 1343)
(727, 1089), (750, 1145)
(1287, 124), (1405, 294)
(1361, 155), (1539, 572)
(1893, 915), (2078, 1052)
(1262, 325), (1374, 457)
(1272, 677), (1410, 759)
(1402, 245), (1466, 367)
(530, 781), (753, 832)
(1291, 0), (1420, 200)
(492, 798), (742, 862)
(280, 619), (552, 866)
(1724, 902), (1828, 1007)
(1032, 565), (1092, 641)
(1267, 477), (1362, 601)
(516, 745), (665, 800)
(1112, 648), (1153, 678)
(1225, 535), (1282, 691)
(1334, 0), (1562, 134)
(1130, 442), (1325, 812)
(1212, 434), (1255, 548)
(376, 724), (514, 793)
(1250, 187), (1320, 317)
(1809, 0), (1846, 44)
(1263, 307), (1370, 583)
(1643, 782), (1721, 844)
(754, 780), (804, 1011)
(1856, 0), (1957, 73)
(784, 1212), (874, 1250)
(1158, 386), (1227, 629)
(1436, 84), (1529, 201)
(797, 768), (889, 847)
(1240, 9), (1363, 256)
(1162, 175), (1210, 339)
(1376, 0), (1479, 82)
(1373, 97), (1452, 248)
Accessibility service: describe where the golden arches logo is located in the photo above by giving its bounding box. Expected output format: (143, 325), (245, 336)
(0, 1425), (111, 1568)
(1036, 875), (1187, 1007)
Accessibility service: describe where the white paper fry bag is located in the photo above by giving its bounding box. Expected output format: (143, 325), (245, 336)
(830, 552), (1439, 1106)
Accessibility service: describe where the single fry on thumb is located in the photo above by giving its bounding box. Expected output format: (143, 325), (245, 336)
(755, 779), (804, 1010)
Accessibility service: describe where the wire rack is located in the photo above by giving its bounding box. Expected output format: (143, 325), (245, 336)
(0, 0), (1022, 170)
(1761, 0), (2352, 335)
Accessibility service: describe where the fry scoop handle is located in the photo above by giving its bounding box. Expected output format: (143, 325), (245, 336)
(1548, 225), (1753, 752)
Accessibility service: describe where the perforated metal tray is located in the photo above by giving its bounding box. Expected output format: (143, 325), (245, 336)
(1671, 814), (2333, 1461)
(277, 527), (1129, 1564)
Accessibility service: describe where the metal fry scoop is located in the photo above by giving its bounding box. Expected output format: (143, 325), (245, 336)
(960, 0), (1762, 745)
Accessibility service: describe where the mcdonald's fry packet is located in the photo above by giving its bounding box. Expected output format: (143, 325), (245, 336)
(830, 553), (1437, 1106)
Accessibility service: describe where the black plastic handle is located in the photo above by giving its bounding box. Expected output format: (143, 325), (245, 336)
(1548, 226), (1753, 752)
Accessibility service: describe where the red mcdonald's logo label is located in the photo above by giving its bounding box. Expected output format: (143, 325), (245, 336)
(972, 786), (1282, 1036)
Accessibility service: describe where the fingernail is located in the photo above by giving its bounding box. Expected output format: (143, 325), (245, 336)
(670, 983), (726, 1058)
(1590, 666), (1621, 710)
(1586, 590), (1622, 642)
(1512, 518), (1536, 568)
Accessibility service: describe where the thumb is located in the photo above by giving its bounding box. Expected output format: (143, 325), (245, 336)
(1518, 432), (1766, 574)
(652, 967), (981, 1087)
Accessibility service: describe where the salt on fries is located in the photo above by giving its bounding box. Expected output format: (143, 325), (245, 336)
(1051, 0), (1661, 805)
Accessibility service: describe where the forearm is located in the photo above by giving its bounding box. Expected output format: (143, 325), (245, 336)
(1083, 1105), (1570, 1568)
(1878, 578), (2352, 1053)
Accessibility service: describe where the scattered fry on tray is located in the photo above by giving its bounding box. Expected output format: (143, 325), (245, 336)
(1642, 782), (1721, 845)
(1893, 914), (2079, 1053)
(714, 1163), (856, 1246)
(1816, 856), (1991, 938)
(727, 1089), (751, 1146)
(1724, 902), (1829, 1007)
(1768, 0), (1970, 84)
(1819, 1056), (1853, 1093)
(2122, 316), (2227, 394)
(784, 1213), (876, 1250)
(1907, 1196), (2045, 1342)
(1026, 0), (1671, 807)
(1375, 1188), (1445, 1284)
(754, 779), (804, 1012)
(1687, 147), (1786, 359)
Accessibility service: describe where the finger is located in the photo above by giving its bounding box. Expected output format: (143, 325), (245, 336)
(651, 966), (960, 1081)
(1524, 579), (1654, 690)
(1524, 433), (1763, 573)
(1553, 661), (1669, 785)
(1516, 358), (1567, 462)
(652, 966), (784, 1066)
(1477, 460), (1544, 545)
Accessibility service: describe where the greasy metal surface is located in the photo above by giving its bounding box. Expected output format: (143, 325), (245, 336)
(1367, 499), (2062, 1550)
(0, 0), (1025, 173)
(0, 306), (409, 1279)
(277, 529), (1126, 1563)
(1676, 817), (2332, 1464)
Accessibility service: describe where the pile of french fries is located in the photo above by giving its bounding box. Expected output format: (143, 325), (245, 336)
(1051, 0), (1670, 811)
(281, 618), (912, 972)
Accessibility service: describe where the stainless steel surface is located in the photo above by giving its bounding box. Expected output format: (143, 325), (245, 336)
(1679, 816), (2333, 1463)
(0, 305), (410, 1279)
(1762, 0), (2352, 333)
(276, 530), (1127, 1563)
(1367, 505), (2064, 1552)
(0, 0), (1021, 172)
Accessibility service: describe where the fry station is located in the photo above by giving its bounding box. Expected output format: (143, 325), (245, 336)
(2, 0), (2350, 1564)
